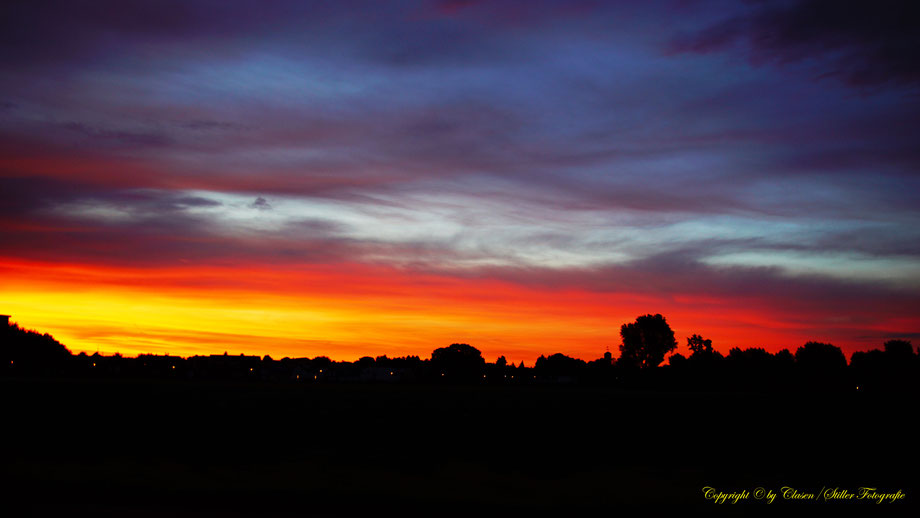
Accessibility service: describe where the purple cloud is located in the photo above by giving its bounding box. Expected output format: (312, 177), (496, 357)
(669, 0), (920, 90)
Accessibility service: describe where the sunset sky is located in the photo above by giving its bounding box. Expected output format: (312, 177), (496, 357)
(1, 0), (918, 362)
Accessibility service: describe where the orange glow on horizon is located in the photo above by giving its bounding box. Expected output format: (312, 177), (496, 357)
(1, 258), (912, 363)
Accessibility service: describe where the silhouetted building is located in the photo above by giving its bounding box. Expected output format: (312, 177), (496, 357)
(1, 315), (9, 327)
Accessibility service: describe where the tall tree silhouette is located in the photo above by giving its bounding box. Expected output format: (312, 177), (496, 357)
(618, 314), (677, 369)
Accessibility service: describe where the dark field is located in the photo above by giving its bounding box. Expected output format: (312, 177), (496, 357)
(2, 378), (915, 515)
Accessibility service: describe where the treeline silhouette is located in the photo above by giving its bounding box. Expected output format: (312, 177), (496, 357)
(2, 314), (917, 392)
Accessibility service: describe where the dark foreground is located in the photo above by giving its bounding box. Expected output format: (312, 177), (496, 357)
(2, 378), (915, 516)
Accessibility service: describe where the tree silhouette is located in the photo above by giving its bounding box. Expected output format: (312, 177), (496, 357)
(687, 334), (713, 355)
(727, 347), (772, 365)
(2, 323), (71, 372)
(883, 339), (915, 362)
(771, 349), (795, 374)
(794, 341), (846, 370)
(534, 353), (586, 377)
(686, 333), (723, 363)
(618, 314), (677, 369)
(430, 343), (485, 381)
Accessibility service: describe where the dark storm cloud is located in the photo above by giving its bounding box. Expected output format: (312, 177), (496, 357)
(670, 0), (920, 89)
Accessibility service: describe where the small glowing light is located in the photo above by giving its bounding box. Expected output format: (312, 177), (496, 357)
(92, 363), (96, 367)
(314, 375), (317, 380)
(319, 369), (323, 373)
(390, 371), (394, 375)
(441, 373), (445, 376)
(856, 386), (860, 390)
(250, 368), (253, 372)
(171, 365), (175, 369)
(296, 375), (300, 379)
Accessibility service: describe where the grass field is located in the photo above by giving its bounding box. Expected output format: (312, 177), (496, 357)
(2, 378), (914, 515)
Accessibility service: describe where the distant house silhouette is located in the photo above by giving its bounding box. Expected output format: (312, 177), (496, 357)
(1, 315), (9, 327)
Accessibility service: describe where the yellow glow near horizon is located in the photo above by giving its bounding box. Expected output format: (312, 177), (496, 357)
(3, 258), (910, 362)
(0, 260), (623, 362)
